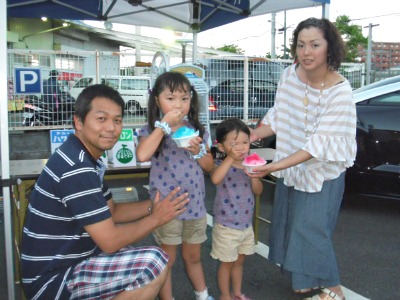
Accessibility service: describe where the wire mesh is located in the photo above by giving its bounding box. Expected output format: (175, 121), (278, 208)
(7, 50), (365, 131)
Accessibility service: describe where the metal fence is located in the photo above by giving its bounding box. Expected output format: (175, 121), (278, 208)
(7, 49), (150, 131)
(7, 50), (365, 130)
(198, 56), (364, 124)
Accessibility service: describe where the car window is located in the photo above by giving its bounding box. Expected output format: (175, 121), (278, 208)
(252, 62), (283, 83)
(74, 77), (92, 88)
(102, 79), (119, 90)
(229, 80), (245, 92)
(121, 79), (149, 90)
(359, 90), (400, 106)
(251, 79), (276, 91)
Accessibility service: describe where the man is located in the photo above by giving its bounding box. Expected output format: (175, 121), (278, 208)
(42, 69), (62, 111)
(21, 84), (189, 300)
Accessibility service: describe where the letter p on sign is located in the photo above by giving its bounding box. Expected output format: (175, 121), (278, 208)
(14, 68), (42, 94)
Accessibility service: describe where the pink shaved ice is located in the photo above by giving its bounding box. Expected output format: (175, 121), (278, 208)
(243, 153), (266, 166)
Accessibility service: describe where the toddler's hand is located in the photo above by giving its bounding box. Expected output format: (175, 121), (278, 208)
(226, 146), (244, 161)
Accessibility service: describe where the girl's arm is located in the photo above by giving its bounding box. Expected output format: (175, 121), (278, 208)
(196, 150), (214, 173)
(211, 156), (234, 185)
(136, 110), (184, 162)
(187, 137), (214, 173)
(136, 129), (164, 162)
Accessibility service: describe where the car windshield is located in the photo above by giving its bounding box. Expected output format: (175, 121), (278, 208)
(354, 75), (400, 94)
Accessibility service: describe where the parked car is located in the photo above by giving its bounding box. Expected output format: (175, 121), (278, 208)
(70, 75), (151, 115)
(353, 74), (400, 94)
(206, 59), (283, 121)
(252, 79), (400, 200)
(346, 80), (400, 200)
(208, 78), (277, 120)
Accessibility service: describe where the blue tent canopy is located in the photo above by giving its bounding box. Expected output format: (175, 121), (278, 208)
(7, 0), (330, 33)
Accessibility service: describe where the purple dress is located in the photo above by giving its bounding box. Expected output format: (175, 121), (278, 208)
(139, 123), (208, 220)
(213, 160), (255, 230)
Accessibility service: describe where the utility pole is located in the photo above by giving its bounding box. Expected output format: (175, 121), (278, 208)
(365, 23), (379, 85)
(271, 13), (276, 59)
(283, 10), (287, 59)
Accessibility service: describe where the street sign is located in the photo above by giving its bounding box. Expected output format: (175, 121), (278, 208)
(50, 129), (75, 154)
(14, 67), (42, 94)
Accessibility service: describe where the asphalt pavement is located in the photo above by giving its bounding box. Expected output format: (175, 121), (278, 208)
(1, 174), (399, 299)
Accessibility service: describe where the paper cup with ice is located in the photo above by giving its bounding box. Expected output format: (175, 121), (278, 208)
(172, 126), (199, 148)
(242, 153), (267, 173)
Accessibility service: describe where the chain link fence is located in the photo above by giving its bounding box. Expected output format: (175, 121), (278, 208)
(7, 50), (365, 130)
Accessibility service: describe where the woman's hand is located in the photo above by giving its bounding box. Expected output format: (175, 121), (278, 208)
(245, 162), (275, 178)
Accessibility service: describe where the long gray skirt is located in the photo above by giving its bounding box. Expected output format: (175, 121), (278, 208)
(268, 172), (345, 290)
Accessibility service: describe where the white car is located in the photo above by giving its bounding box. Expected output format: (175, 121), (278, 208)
(70, 75), (151, 115)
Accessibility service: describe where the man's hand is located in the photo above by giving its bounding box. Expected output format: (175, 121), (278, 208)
(151, 187), (189, 226)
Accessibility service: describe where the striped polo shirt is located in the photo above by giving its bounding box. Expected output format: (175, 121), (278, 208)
(262, 64), (357, 192)
(21, 134), (112, 299)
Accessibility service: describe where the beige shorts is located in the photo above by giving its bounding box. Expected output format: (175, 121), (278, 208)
(210, 223), (255, 262)
(153, 217), (208, 245)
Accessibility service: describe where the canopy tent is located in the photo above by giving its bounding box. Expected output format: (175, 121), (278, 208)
(2, 1), (330, 298)
(8, 0), (330, 33)
(8, 0), (330, 62)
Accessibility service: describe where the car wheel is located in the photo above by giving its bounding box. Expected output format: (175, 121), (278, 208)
(125, 101), (141, 115)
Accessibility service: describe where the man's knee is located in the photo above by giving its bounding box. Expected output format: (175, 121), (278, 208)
(113, 265), (169, 300)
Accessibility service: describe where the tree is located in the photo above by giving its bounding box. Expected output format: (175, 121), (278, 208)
(335, 15), (368, 62)
(216, 44), (245, 55)
(265, 52), (285, 59)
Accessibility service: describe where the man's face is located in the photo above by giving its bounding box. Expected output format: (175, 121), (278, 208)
(74, 97), (123, 159)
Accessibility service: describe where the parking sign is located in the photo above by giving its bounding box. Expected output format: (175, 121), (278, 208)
(14, 68), (42, 94)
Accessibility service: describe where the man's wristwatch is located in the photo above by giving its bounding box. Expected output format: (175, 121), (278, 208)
(147, 202), (153, 215)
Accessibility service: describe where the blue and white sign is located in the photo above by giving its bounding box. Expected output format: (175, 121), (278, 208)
(50, 129), (75, 154)
(14, 68), (42, 94)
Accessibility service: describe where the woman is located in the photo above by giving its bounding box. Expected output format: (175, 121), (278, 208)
(248, 18), (357, 300)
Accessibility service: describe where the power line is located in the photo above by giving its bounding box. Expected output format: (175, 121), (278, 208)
(350, 12), (400, 21)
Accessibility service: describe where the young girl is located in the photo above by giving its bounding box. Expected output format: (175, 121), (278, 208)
(210, 119), (263, 300)
(136, 71), (215, 300)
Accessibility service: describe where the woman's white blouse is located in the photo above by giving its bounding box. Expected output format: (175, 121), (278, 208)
(262, 64), (357, 193)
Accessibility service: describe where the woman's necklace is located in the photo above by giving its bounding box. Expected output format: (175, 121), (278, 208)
(303, 73), (328, 138)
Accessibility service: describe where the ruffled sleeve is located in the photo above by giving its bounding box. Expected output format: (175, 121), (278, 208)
(303, 134), (357, 168)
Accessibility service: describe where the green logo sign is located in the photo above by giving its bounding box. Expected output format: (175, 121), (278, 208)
(116, 144), (133, 164)
(119, 129), (132, 141)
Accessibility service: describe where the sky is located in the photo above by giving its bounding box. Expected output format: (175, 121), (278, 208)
(88, 0), (400, 58)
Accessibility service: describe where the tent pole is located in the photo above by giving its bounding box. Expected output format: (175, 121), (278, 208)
(192, 30), (198, 64)
(322, 2), (330, 19)
(1, 1), (16, 298)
